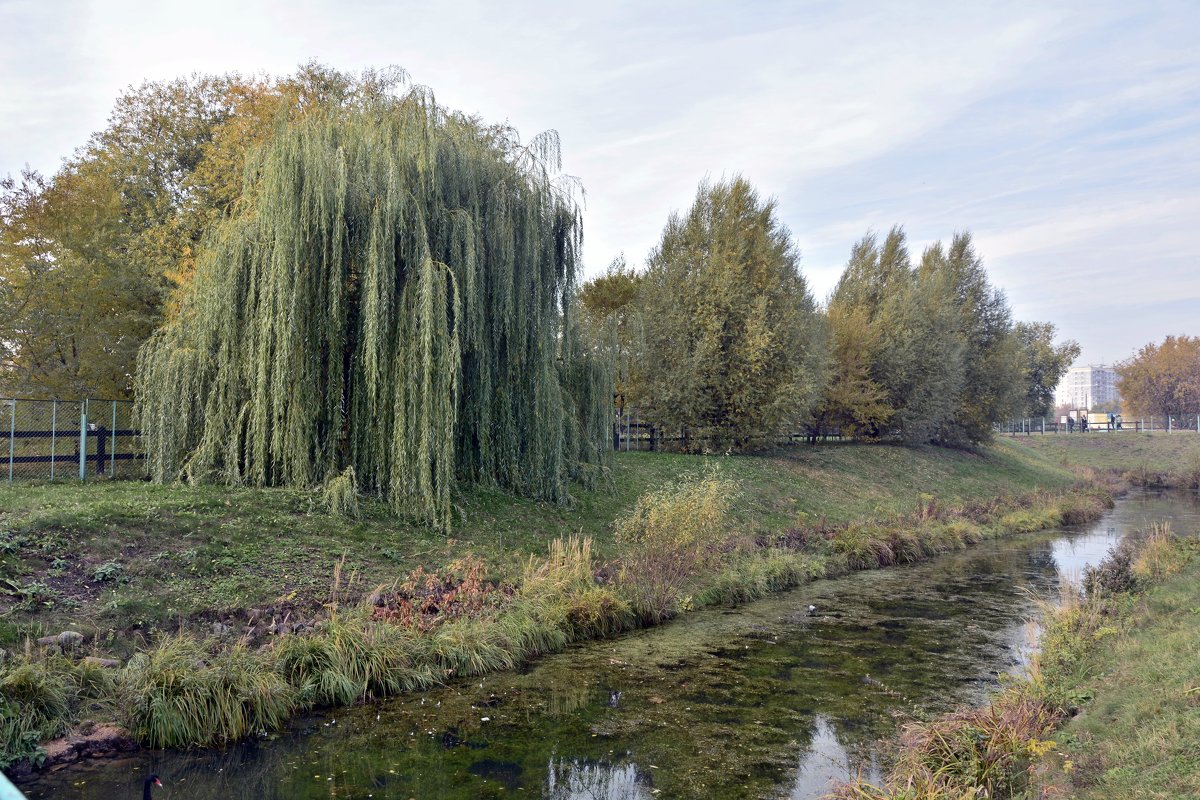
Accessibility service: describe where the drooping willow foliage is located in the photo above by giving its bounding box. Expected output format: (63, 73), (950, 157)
(136, 89), (611, 529)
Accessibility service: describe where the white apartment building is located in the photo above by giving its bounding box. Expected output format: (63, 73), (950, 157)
(1056, 364), (1119, 409)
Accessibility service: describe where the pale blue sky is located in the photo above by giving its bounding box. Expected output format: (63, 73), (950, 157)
(2, 0), (1196, 364)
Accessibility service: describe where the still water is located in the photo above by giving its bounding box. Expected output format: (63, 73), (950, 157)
(22, 491), (1200, 799)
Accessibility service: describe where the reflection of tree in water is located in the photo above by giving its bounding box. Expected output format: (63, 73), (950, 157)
(790, 715), (884, 798)
(545, 757), (650, 800)
(544, 679), (599, 718)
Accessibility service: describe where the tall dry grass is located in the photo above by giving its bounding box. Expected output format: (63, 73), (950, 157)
(613, 469), (739, 623)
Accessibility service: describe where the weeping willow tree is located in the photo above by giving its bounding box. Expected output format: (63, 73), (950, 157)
(136, 86), (611, 529)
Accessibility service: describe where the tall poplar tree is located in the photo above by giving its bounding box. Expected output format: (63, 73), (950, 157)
(633, 177), (826, 448)
(579, 255), (642, 413)
(920, 232), (1022, 445)
(821, 227), (962, 442)
(822, 227), (1022, 446)
(1014, 322), (1080, 417)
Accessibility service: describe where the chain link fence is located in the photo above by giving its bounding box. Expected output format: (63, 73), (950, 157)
(1, 398), (142, 483)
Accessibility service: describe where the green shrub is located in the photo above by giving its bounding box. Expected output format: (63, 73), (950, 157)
(0, 659), (71, 767)
(697, 551), (825, 607)
(521, 537), (633, 640)
(1057, 491), (1108, 526)
(896, 696), (1059, 798)
(523, 536), (597, 596)
(946, 519), (985, 546)
(614, 469), (739, 623)
(559, 587), (633, 639)
(1123, 463), (1166, 488)
(1083, 539), (1139, 597)
(1173, 453), (1200, 492)
(887, 528), (925, 563)
(0, 653), (119, 767)
(614, 468), (737, 553)
(832, 524), (895, 570)
(493, 607), (570, 657)
(428, 618), (516, 677)
(1132, 521), (1181, 582)
(1000, 506), (1058, 533)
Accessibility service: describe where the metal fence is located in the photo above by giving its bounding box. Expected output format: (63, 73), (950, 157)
(1000, 414), (1200, 435)
(1, 398), (142, 483)
(611, 407), (844, 452)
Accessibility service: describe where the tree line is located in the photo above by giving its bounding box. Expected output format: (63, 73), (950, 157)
(581, 177), (1080, 449)
(0, 63), (1091, 524)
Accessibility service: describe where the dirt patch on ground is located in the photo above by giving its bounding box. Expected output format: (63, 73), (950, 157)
(10, 723), (136, 780)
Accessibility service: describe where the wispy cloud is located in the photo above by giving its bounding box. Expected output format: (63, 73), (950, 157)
(0, 0), (1195, 363)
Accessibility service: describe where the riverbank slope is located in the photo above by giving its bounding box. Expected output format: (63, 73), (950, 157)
(1, 440), (1082, 649)
(1002, 429), (1200, 479)
(1048, 530), (1200, 798)
(0, 436), (1156, 771)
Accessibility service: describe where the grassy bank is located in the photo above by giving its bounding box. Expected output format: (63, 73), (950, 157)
(1047, 528), (1200, 798)
(1005, 430), (1200, 483)
(0, 439), (1116, 770)
(0, 440), (1076, 649)
(830, 514), (1199, 800)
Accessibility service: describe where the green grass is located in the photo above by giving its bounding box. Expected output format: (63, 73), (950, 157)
(1004, 430), (1200, 473)
(0, 441), (1080, 651)
(1051, 542), (1200, 799)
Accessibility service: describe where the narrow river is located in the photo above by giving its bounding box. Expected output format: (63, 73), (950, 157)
(21, 491), (1200, 799)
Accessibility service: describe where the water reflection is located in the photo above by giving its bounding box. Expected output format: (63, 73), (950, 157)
(790, 716), (881, 798)
(20, 491), (1200, 800)
(546, 758), (649, 800)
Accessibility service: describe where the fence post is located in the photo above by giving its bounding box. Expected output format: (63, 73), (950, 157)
(50, 400), (57, 480)
(79, 402), (88, 481)
(7, 399), (13, 485)
(110, 400), (117, 476)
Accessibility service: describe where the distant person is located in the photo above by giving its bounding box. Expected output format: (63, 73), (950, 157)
(1067, 417), (1075, 433)
(1081, 416), (1088, 432)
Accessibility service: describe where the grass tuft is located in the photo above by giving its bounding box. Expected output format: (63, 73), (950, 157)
(121, 635), (294, 748)
(270, 615), (437, 707)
